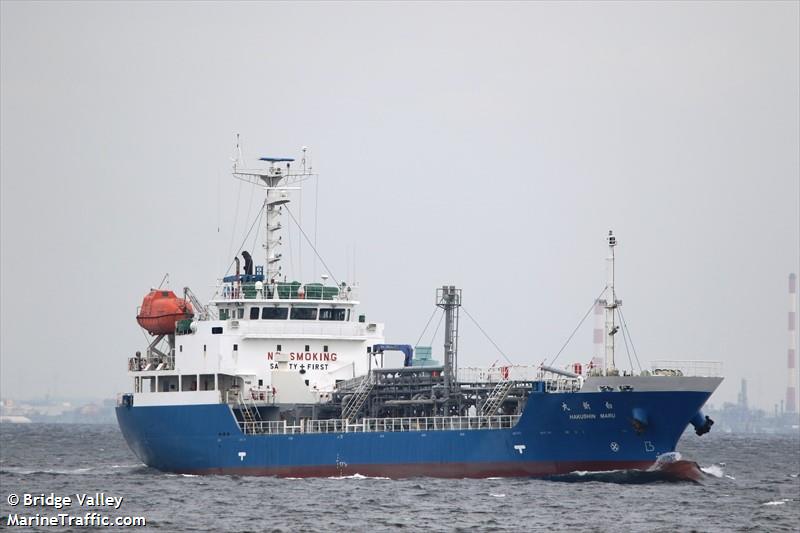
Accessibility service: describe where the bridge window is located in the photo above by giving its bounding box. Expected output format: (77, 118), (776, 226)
(249, 307), (260, 320)
(200, 374), (214, 391)
(158, 375), (178, 392)
(219, 309), (229, 320)
(319, 308), (346, 321)
(262, 307), (289, 320)
(291, 307), (317, 320)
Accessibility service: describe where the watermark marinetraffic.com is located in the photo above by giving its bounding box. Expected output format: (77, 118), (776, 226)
(5, 492), (146, 528)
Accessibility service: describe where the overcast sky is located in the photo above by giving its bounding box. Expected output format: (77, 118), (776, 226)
(1, 1), (798, 410)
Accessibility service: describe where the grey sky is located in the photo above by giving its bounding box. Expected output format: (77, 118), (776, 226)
(1, 1), (798, 410)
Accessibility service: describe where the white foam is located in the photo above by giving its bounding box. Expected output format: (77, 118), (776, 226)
(327, 474), (389, 480)
(571, 469), (623, 476)
(3, 466), (93, 475)
(490, 493), (506, 498)
(0, 467), (34, 475)
(700, 465), (724, 478)
(654, 451), (682, 465)
(761, 499), (790, 506)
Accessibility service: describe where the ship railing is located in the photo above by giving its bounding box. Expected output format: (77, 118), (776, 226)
(240, 420), (304, 435)
(127, 354), (175, 372)
(359, 415), (521, 432)
(458, 365), (542, 383)
(238, 415), (521, 435)
(248, 389), (276, 405)
(306, 419), (348, 433)
(212, 281), (359, 302)
(542, 378), (583, 393)
(458, 366), (583, 392)
(649, 360), (723, 378)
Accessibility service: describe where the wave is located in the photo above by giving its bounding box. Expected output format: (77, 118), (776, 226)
(0, 466), (93, 475)
(548, 453), (707, 484)
(700, 464), (724, 478)
(700, 463), (738, 480)
(762, 499), (791, 506)
(571, 469), (624, 476)
(326, 473), (390, 480)
(1, 462), (151, 477)
(547, 469), (695, 484)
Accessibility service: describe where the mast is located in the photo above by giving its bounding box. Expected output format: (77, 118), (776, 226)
(261, 159), (292, 281)
(231, 138), (314, 283)
(436, 286), (461, 405)
(604, 230), (620, 373)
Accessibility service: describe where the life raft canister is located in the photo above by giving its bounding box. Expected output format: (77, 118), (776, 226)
(572, 362), (583, 375)
(136, 289), (194, 335)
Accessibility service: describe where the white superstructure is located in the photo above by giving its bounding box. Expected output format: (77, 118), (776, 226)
(128, 146), (385, 408)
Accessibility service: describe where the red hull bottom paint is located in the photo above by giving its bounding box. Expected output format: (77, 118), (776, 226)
(185, 460), (657, 479)
(657, 460), (705, 482)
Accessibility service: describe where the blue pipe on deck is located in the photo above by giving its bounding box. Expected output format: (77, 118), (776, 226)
(372, 344), (414, 367)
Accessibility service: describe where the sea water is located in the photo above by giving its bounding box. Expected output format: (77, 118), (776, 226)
(0, 424), (797, 532)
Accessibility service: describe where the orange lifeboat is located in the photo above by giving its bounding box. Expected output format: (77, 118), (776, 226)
(136, 290), (194, 335)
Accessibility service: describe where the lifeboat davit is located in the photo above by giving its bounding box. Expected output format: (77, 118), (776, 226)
(136, 290), (194, 335)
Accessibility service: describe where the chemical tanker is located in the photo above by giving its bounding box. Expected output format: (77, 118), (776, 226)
(117, 143), (721, 477)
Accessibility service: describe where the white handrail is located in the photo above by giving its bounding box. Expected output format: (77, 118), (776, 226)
(650, 360), (723, 377)
(239, 414), (521, 435)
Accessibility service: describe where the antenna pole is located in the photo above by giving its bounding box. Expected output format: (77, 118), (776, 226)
(604, 231), (619, 374)
(233, 133), (243, 170)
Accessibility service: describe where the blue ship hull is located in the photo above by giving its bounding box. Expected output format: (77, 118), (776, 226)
(116, 389), (712, 477)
